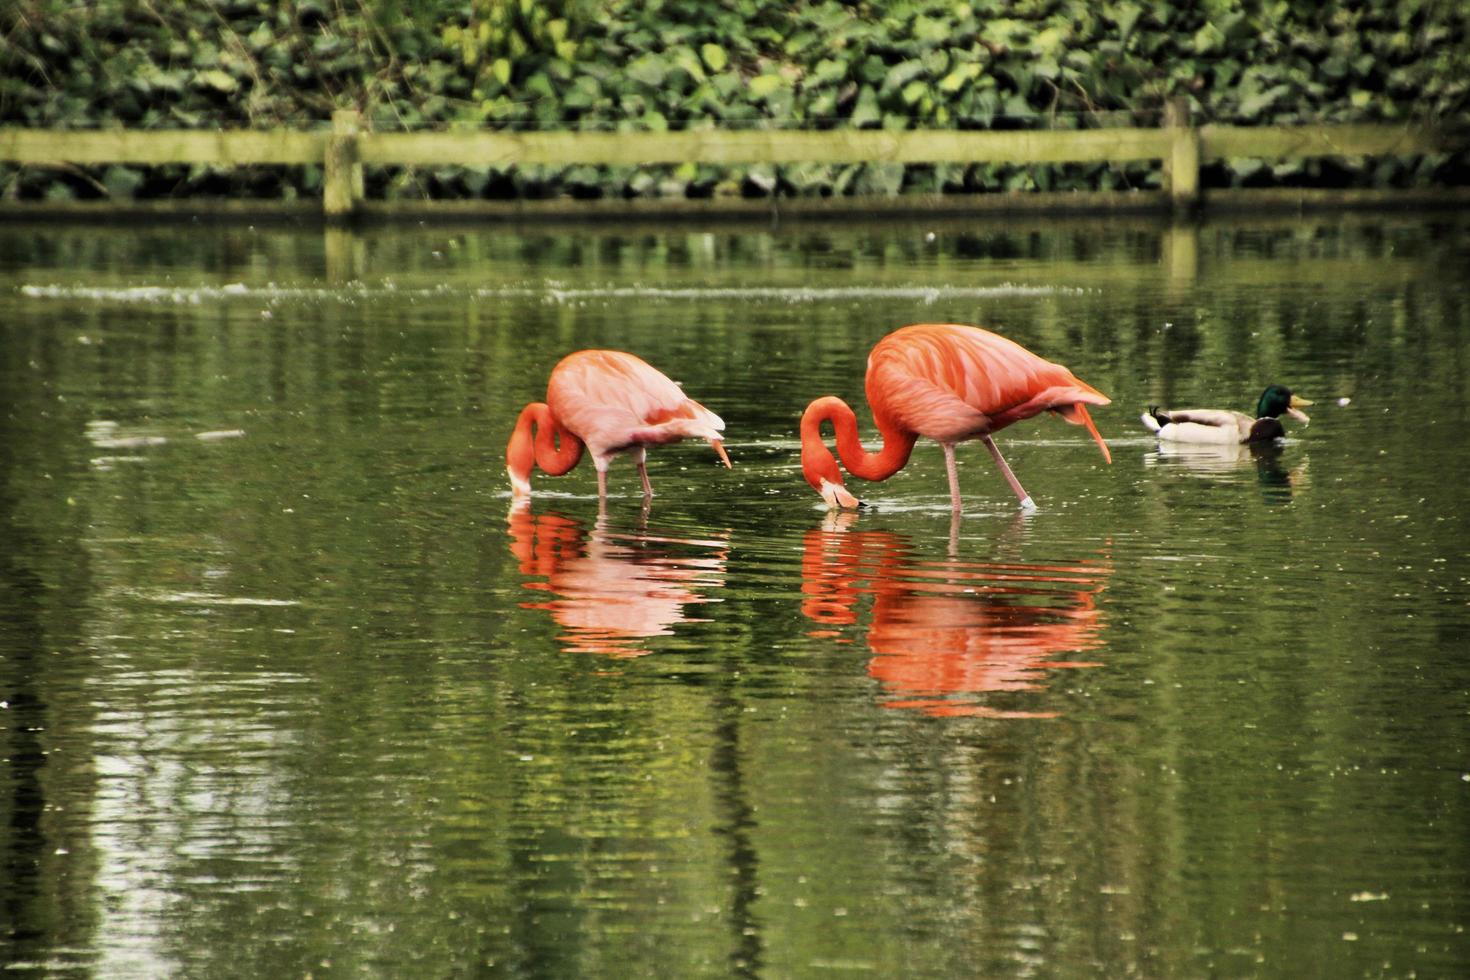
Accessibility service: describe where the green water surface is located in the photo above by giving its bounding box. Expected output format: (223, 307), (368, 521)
(1, 215), (1467, 978)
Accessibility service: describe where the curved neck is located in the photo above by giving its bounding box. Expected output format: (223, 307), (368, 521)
(801, 397), (916, 483)
(508, 403), (584, 480)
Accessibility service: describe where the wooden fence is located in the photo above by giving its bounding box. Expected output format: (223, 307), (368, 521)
(0, 99), (1456, 221)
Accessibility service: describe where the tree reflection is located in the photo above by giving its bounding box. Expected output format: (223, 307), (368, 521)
(801, 514), (1111, 718)
(507, 506), (730, 658)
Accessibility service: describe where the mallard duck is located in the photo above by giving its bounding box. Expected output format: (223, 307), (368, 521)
(1140, 385), (1312, 444)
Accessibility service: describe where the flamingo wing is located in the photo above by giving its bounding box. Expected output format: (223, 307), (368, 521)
(548, 350), (723, 456)
(869, 324), (1109, 442)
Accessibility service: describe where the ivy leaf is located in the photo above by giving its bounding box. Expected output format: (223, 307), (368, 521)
(193, 69), (238, 94)
(982, 19), (1031, 49)
(850, 85), (880, 127)
(747, 74), (785, 99)
(523, 72), (555, 100)
(671, 48), (706, 84)
(462, 167), (490, 195)
(785, 31), (819, 57)
(970, 88), (1000, 127)
(1003, 92), (1034, 121)
(103, 165), (144, 200)
(1238, 84), (1290, 119)
(710, 73), (743, 99)
(859, 55), (886, 85)
(781, 162), (834, 194)
(563, 75), (601, 109)
(939, 62), (982, 93)
(1193, 23), (1225, 55)
(1032, 26), (1067, 56)
(700, 43), (727, 73)
(882, 60), (926, 95)
(1228, 157), (1266, 183)
(1109, 4), (1141, 40)
(627, 54), (667, 88)
(855, 162), (904, 196)
(912, 16), (952, 46)
(247, 22), (274, 52)
(745, 163), (777, 195)
(811, 58), (847, 86)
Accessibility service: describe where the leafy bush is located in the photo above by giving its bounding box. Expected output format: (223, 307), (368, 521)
(2, 0), (1465, 200)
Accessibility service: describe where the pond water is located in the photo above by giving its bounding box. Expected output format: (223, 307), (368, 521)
(1, 213), (1467, 977)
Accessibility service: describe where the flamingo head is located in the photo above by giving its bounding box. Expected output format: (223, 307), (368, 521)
(508, 464), (532, 499)
(506, 413), (536, 498)
(800, 399), (861, 509)
(819, 478), (861, 509)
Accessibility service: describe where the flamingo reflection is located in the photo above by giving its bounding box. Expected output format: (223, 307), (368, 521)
(507, 507), (729, 658)
(802, 514), (1111, 718)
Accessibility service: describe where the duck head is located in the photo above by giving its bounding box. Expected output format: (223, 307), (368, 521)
(1256, 385), (1312, 423)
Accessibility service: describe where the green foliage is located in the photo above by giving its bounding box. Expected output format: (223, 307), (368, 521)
(1, 0), (1465, 200)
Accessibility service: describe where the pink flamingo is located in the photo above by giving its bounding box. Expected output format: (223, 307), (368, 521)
(507, 350), (730, 502)
(800, 323), (1112, 512)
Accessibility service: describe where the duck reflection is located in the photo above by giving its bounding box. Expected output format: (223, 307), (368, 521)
(802, 514), (1111, 718)
(1146, 440), (1308, 498)
(507, 506), (730, 657)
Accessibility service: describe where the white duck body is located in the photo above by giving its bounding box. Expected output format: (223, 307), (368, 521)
(1141, 386), (1311, 445)
(1140, 408), (1281, 444)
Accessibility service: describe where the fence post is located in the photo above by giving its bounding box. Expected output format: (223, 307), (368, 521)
(324, 109), (363, 221)
(1162, 96), (1200, 214)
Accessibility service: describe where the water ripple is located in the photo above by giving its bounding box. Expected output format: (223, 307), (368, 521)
(21, 280), (1083, 307)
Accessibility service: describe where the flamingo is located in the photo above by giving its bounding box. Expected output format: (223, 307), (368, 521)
(799, 323), (1111, 512)
(507, 350), (730, 503)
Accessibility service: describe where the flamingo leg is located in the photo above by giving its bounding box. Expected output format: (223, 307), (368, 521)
(942, 442), (964, 515)
(635, 448), (654, 498)
(596, 465), (609, 502)
(982, 435), (1036, 511)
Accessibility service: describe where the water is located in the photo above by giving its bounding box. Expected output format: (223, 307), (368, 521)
(2, 214), (1468, 977)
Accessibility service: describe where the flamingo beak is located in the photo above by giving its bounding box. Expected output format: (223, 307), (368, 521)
(1287, 395), (1312, 424)
(710, 439), (732, 468)
(1065, 403), (1112, 464)
(820, 479), (861, 510)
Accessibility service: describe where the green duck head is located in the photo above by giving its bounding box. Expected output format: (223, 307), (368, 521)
(1256, 385), (1313, 422)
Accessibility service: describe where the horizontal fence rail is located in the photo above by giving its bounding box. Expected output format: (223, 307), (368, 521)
(1198, 123), (1447, 160)
(357, 127), (1177, 167)
(0, 128), (325, 165)
(0, 105), (1457, 220)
